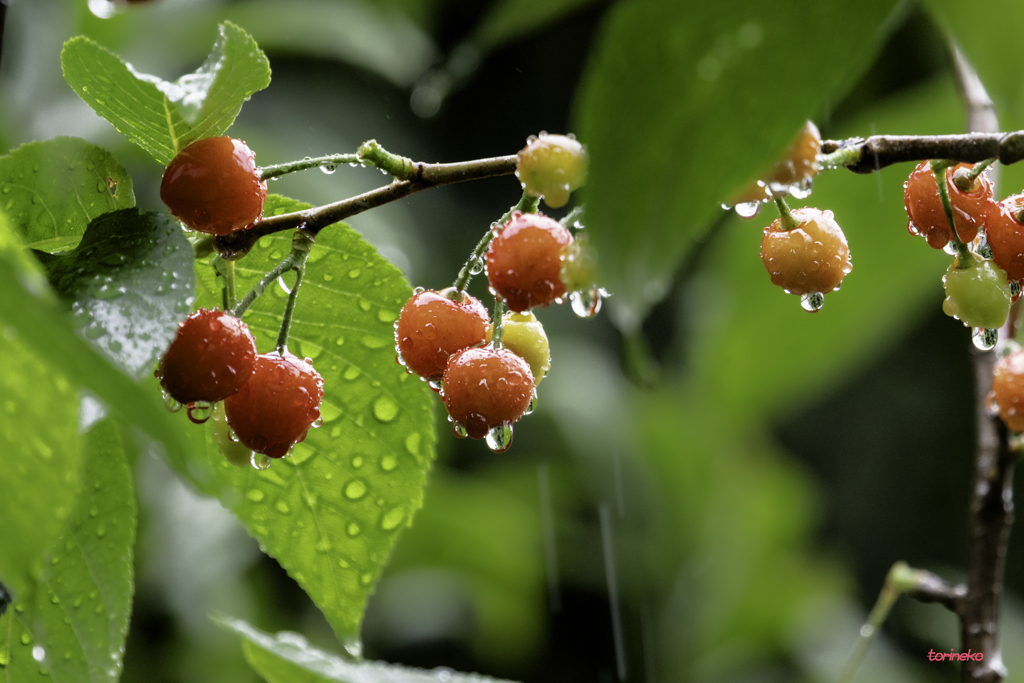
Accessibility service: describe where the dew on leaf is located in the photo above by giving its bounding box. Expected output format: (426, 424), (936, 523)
(246, 489), (265, 503)
(372, 395), (399, 423)
(361, 335), (388, 349)
(346, 522), (361, 537)
(344, 366), (360, 380)
(275, 501), (290, 514)
(348, 269), (361, 279)
(344, 480), (368, 500)
(381, 507), (404, 530)
(359, 300), (373, 312)
(351, 456), (364, 469)
(381, 454), (398, 472)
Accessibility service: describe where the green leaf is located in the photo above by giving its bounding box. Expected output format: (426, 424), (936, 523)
(61, 22), (271, 165)
(0, 137), (135, 253)
(0, 210), (191, 472)
(0, 418), (136, 683)
(223, 0), (434, 88)
(575, 0), (902, 325)
(0, 326), (82, 599)
(215, 614), (519, 683)
(42, 208), (195, 379)
(470, 0), (600, 52)
(165, 195), (436, 641)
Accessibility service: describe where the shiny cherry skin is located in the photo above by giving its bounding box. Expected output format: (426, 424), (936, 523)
(160, 136), (268, 236)
(441, 347), (534, 440)
(760, 207), (852, 296)
(395, 287), (490, 379)
(486, 212), (573, 312)
(990, 349), (1024, 431)
(156, 308), (258, 405)
(224, 353), (324, 458)
(985, 194), (1024, 282)
(903, 161), (992, 249)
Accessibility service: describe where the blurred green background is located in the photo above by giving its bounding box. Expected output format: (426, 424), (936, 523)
(3, 0), (1024, 681)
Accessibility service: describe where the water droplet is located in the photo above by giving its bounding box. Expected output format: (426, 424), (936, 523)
(346, 522), (361, 537)
(373, 395), (399, 422)
(451, 422), (468, 438)
(275, 501), (290, 514)
(277, 275), (292, 295)
(31, 646), (44, 663)
(20, 633), (32, 645)
(251, 453), (272, 470)
(485, 423), (513, 452)
(381, 507), (404, 530)
(800, 292), (825, 312)
(469, 259), (484, 275)
(320, 163), (337, 175)
(973, 327), (998, 350)
(570, 288), (605, 318)
(525, 392), (538, 415)
(381, 454), (398, 471)
(96, 524), (106, 537)
(789, 177), (814, 199)
(311, 416), (324, 428)
(734, 201), (762, 219)
(186, 402), (213, 424)
(162, 391), (182, 413)
(348, 269), (362, 279)
(247, 489), (265, 503)
(943, 242), (958, 256)
(344, 480), (368, 500)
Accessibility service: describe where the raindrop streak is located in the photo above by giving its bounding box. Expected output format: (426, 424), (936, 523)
(973, 327), (998, 351)
(801, 292), (825, 312)
(599, 504), (628, 683)
(251, 453), (272, 471)
(537, 463), (562, 613)
(612, 449), (625, 518)
(485, 423), (513, 453)
(640, 604), (658, 683)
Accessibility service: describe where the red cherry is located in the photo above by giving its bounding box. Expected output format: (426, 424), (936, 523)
(224, 353), (324, 458)
(985, 194), (1024, 283)
(903, 161), (992, 249)
(156, 308), (258, 405)
(989, 349), (1024, 431)
(441, 347), (534, 440)
(160, 137), (268, 236)
(486, 212), (573, 312)
(395, 287), (490, 379)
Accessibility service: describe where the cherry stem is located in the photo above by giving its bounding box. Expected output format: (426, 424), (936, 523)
(231, 229), (314, 319)
(491, 298), (506, 348)
(560, 206), (585, 229)
(454, 191), (540, 293)
(955, 158), (996, 191)
(930, 159), (974, 268)
(259, 153), (360, 181)
(356, 140), (417, 180)
(818, 144), (863, 171)
(213, 257), (238, 311)
(770, 192), (801, 231)
(276, 261), (306, 355)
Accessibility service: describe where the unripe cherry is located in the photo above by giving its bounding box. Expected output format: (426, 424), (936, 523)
(517, 133), (588, 209)
(989, 349), (1024, 431)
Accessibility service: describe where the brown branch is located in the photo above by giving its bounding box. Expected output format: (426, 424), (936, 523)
(906, 571), (967, 613)
(951, 43), (1017, 683)
(820, 132), (1024, 174)
(214, 154), (519, 259)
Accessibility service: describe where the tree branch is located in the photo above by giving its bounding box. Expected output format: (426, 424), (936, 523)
(214, 154), (519, 259)
(952, 43), (1017, 683)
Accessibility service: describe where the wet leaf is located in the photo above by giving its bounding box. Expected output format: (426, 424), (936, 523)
(61, 22), (271, 165)
(164, 195), (436, 641)
(0, 137), (135, 254)
(43, 208), (195, 379)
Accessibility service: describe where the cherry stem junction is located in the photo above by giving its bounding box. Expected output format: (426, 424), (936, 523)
(930, 159), (974, 267)
(213, 257), (237, 311)
(231, 228), (314, 319)
(453, 191), (540, 293)
(954, 158), (996, 191)
(770, 192), (801, 231)
(259, 153), (360, 181)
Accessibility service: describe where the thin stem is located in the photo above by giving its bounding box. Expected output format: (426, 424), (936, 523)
(215, 153), (519, 259)
(225, 259), (236, 310)
(818, 144), (863, 170)
(276, 263), (305, 355)
(838, 562), (933, 683)
(491, 298), (506, 348)
(231, 230), (313, 318)
(930, 159), (973, 267)
(770, 192), (801, 231)
(560, 206), (585, 229)
(259, 153), (361, 181)
(453, 191), (540, 293)
(356, 140), (416, 180)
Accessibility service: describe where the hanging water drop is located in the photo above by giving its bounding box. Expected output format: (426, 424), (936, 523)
(943, 242), (958, 256)
(186, 402), (213, 424)
(162, 392), (182, 413)
(277, 275), (293, 295)
(734, 201), (762, 219)
(311, 416), (324, 428)
(451, 422), (467, 438)
(789, 177), (814, 200)
(800, 292), (825, 312)
(570, 288), (604, 318)
(973, 327), (998, 351)
(469, 259), (484, 275)
(320, 163), (337, 175)
(525, 392), (538, 416)
(251, 453), (272, 470)
(485, 423), (513, 453)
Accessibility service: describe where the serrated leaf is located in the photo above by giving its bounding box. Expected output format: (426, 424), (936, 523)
(0, 418), (135, 683)
(0, 137), (135, 253)
(575, 0), (901, 325)
(0, 209), (191, 474)
(163, 195), (436, 640)
(215, 614), (519, 683)
(43, 208), (195, 379)
(61, 22), (271, 165)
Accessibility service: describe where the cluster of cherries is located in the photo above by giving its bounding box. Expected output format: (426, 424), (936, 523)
(395, 134), (594, 452)
(157, 136), (324, 466)
(154, 131), (593, 463)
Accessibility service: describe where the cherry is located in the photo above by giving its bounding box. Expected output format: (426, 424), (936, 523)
(989, 349), (1024, 431)
(760, 207), (852, 296)
(160, 136), (268, 236)
(486, 212), (573, 312)
(984, 194), (1024, 282)
(942, 254), (1011, 330)
(395, 287), (490, 379)
(903, 161), (992, 250)
(516, 133), (588, 209)
(156, 308), (258, 405)
(731, 121), (821, 208)
(224, 353), (324, 459)
(488, 311), (551, 386)
(441, 347), (534, 441)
